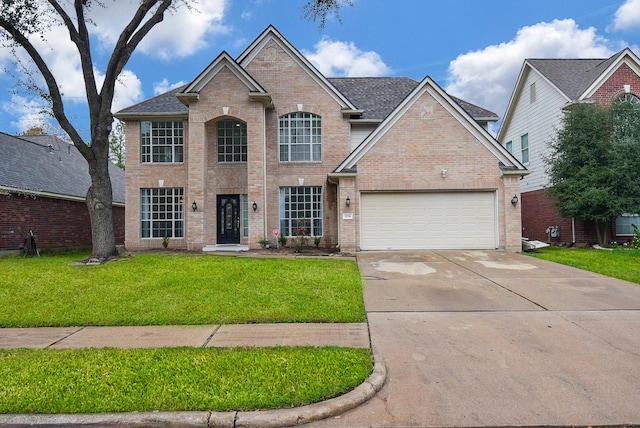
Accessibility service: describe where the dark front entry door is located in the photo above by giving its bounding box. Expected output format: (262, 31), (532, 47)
(217, 195), (241, 244)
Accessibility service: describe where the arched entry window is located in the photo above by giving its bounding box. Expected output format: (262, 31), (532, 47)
(615, 93), (640, 105)
(217, 120), (247, 162)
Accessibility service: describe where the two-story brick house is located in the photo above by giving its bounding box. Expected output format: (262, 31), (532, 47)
(116, 25), (527, 253)
(498, 48), (640, 245)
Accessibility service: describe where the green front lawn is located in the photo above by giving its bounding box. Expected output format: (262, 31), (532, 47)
(0, 252), (372, 414)
(527, 246), (640, 284)
(0, 347), (372, 414)
(0, 252), (366, 327)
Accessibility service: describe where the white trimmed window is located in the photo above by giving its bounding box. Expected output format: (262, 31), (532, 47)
(217, 120), (247, 162)
(616, 214), (640, 236)
(141, 121), (184, 163)
(141, 188), (184, 238)
(521, 133), (529, 164)
(505, 140), (513, 153)
(279, 112), (322, 162)
(279, 186), (323, 237)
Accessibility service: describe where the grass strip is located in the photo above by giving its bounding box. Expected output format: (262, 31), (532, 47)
(0, 253), (366, 327)
(0, 347), (373, 414)
(527, 246), (640, 285)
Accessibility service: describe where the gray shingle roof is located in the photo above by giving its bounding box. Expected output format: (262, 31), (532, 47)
(117, 77), (498, 123)
(0, 132), (125, 204)
(527, 51), (622, 99)
(117, 85), (188, 116)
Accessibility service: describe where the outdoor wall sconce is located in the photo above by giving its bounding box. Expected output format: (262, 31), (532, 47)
(511, 195), (519, 206)
(441, 169), (448, 178)
(192, 201), (198, 211)
(346, 197), (351, 208)
(252, 201), (258, 212)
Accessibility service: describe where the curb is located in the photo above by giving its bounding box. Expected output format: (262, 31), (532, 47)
(0, 361), (386, 428)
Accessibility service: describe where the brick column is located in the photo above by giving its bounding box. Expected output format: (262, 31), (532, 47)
(187, 115), (206, 251)
(338, 177), (357, 253)
(248, 106), (267, 249)
(503, 174), (522, 252)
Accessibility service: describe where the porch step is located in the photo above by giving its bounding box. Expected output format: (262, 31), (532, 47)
(203, 244), (249, 252)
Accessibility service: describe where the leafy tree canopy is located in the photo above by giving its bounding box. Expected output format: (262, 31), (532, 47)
(546, 100), (640, 245)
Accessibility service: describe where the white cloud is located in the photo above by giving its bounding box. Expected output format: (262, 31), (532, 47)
(611, 0), (640, 31)
(153, 78), (187, 95)
(304, 38), (392, 77)
(445, 19), (615, 124)
(89, 0), (229, 60)
(112, 70), (144, 113)
(2, 95), (49, 133)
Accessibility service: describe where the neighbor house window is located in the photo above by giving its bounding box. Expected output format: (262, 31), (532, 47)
(279, 186), (323, 237)
(529, 82), (537, 103)
(505, 140), (513, 153)
(141, 121), (184, 163)
(616, 214), (640, 236)
(521, 133), (529, 163)
(279, 112), (322, 162)
(141, 187), (184, 238)
(217, 120), (247, 162)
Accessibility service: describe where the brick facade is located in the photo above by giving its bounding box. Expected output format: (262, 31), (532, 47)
(120, 27), (525, 253)
(0, 193), (124, 253)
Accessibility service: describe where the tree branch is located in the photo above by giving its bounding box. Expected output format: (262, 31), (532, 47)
(0, 15), (89, 158)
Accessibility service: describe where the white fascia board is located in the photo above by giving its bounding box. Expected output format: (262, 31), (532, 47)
(236, 26), (358, 111)
(497, 62), (529, 141)
(182, 52), (267, 95)
(114, 112), (189, 120)
(0, 185), (127, 206)
(581, 49), (640, 99)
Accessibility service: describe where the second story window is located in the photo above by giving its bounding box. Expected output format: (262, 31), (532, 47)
(521, 133), (529, 164)
(279, 112), (322, 162)
(218, 120), (247, 162)
(141, 121), (184, 163)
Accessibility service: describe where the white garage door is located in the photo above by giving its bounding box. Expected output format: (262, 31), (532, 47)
(360, 192), (497, 250)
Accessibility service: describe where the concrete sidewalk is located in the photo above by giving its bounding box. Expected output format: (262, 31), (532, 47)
(0, 323), (370, 349)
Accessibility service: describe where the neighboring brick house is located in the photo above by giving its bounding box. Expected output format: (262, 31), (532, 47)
(116, 25), (527, 253)
(0, 132), (125, 254)
(498, 48), (640, 245)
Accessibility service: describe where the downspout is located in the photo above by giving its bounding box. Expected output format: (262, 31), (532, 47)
(572, 217), (576, 245)
(262, 105), (268, 236)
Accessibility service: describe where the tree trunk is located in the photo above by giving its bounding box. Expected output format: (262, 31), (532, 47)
(594, 219), (611, 247)
(86, 155), (117, 259)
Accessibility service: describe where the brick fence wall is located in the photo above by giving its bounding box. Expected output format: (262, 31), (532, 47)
(0, 193), (124, 253)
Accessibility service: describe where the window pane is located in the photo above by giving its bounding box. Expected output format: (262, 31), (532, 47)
(218, 120), (247, 163)
(278, 186), (323, 237)
(140, 121), (184, 164)
(140, 187), (184, 238)
(279, 113), (322, 162)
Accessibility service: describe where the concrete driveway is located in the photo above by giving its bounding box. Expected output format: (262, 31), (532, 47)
(310, 250), (640, 427)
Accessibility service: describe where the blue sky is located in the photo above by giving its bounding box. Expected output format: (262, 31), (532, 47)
(1, 0), (639, 139)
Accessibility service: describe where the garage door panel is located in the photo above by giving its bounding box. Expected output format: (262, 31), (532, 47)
(360, 192), (496, 250)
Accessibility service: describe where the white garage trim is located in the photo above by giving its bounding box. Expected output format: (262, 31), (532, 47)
(360, 191), (498, 250)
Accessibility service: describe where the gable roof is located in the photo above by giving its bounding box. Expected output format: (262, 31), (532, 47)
(176, 51), (273, 107)
(237, 25), (361, 115)
(329, 77), (498, 123)
(117, 77), (498, 125)
(334, 76), (526, 174)
(499, 48), (640, 139)
(0, 132), (125, 204)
